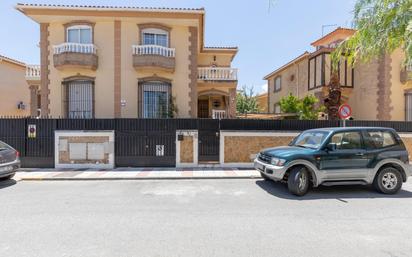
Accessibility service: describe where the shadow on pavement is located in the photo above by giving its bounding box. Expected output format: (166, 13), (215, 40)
(0, 179), (17, 190)
(256, 179), (412, 200)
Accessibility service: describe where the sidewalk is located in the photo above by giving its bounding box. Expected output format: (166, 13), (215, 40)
(15, 167), (261, 181)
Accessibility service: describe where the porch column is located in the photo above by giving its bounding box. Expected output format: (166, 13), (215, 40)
(29, 85), (39, 117)
(228, 88), (236, 118)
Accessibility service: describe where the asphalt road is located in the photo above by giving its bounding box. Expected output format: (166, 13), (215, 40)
(1, 179), (412, 257)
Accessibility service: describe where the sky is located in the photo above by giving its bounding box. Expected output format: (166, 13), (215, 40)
(0, 0), (357, 94)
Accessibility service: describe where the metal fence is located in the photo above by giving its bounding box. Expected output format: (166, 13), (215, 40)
(0, 118), (412, 168)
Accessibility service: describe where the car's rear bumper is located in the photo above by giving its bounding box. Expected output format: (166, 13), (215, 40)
(254, 158), (288, 181)
(0, 159), (20, 178)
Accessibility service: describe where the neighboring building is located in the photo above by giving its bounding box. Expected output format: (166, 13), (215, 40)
(264, 27), (412, 121)
(256, 92), (268, 113)
(16, 3), (238, 119)
(0, 54), (39, 117)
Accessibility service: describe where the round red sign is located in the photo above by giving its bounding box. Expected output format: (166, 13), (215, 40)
(338, 104), (352, 119)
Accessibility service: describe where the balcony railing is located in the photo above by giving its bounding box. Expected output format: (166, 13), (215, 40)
(132, 45), (175, 57)
(25, 65), (41, 80)
(212, 110), (227, 119)
(198, 67), (238, 81)
(53, 43), (97, 55)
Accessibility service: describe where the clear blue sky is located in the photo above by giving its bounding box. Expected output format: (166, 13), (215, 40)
(0, 0), (356, 93)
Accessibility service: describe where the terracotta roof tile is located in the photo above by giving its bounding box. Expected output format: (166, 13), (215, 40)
(204, 46), (238, 50)
(311, 27), (356, 47)
(0, 54), (26, 67)
(16, 3), (205, 12)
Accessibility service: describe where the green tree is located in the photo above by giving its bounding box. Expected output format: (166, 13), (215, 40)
(279, 94), (325, 120)
(236, 85), (259, 115)
(279, 94), (299, 114)
(298, 95), (325, 120)
(332, 0), (412, 69)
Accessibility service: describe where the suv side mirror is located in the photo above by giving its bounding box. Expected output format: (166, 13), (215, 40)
(326, 143), (337, 152)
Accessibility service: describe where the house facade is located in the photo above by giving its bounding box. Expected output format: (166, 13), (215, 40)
(0, 55), (39, 117)
(256, 92), (268, 113)
(264, 28), (412, 121)
(17, 4), (238, 119)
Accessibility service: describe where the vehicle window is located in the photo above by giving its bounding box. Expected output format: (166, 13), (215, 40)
(0, 141), (11, 151)
(365, 131), (397, 149)
(330, 131), (362, 150)
(292, 131), (329, 149)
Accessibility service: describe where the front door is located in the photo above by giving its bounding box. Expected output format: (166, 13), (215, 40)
(198, 119), (220, 163)
(198, 99), (209, 118)
(319, 131), (369, 179)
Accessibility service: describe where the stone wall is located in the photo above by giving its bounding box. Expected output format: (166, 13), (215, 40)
(180, 136), (194, 163)
(221, 132), (412, 166)
(401, 136), (412, 160)
(222, 132), (296, 164)
(55, 131), (114, 169)
(58, 136), (110, 164)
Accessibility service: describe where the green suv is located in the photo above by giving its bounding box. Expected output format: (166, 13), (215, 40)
(254, 127), (412, 196)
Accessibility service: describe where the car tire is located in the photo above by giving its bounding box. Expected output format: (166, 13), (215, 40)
(0, 173), (15, 181)
(260, 172), (271, 181)
(373, 167), (402, 194)
(287, 166), (310, 196)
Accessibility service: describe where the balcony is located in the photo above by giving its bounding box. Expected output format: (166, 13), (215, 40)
(212, 110), (227, 119)
(53, 43), (98, 70)
(198, 67), (238, 81)
(25, 65), (41, 81)
(132, 45), (176, 72)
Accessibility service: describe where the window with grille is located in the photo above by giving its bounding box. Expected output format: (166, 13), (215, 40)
(64, 80), (94, 119)
(142, 28), (168, 47)
(139, 82), (171, 118)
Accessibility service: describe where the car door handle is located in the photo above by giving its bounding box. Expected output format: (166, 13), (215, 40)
(355, 153), (364, 156)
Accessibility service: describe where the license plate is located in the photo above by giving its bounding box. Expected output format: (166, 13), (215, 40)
(254, 162), (264, 172)
(0, 166), (13, 172)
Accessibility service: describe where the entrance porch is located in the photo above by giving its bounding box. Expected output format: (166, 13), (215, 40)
(197, 89), (236, 119)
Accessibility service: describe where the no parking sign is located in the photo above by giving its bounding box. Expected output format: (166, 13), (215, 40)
(28, 124), (36, 139)
(338, 104), (352, 120)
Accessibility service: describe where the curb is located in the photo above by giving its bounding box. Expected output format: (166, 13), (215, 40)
(19, 176), (261, 181)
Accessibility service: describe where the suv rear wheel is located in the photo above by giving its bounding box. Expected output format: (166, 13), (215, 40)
(373, 167), (402, 194)
(287, 166), (309, 196)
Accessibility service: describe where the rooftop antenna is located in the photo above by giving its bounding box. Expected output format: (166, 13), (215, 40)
(322, 24), (338, 36)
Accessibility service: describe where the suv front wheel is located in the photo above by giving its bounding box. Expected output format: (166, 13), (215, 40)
(373, 167), (402, 194)
(287, 166), (310, 196)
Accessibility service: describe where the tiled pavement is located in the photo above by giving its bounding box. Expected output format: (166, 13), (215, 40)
(15, 168), (261, 181)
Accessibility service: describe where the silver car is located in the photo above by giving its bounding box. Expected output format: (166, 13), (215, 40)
(0, 141), (20, 181)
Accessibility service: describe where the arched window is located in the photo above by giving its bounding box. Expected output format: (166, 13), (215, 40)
(141, 28), (169, 47)
(67, 25), (92, 44)
(138, 81), (171, 118)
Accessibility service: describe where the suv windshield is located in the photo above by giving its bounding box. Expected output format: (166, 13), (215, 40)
(291, 131), (329, 149)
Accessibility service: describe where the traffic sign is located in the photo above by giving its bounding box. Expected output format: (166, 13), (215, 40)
(338, 104), (352, 119)
(28, 124), (36, 139)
